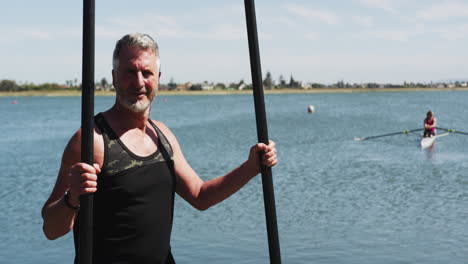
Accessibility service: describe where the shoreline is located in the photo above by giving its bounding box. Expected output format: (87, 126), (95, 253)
(1, 87), (468, 97)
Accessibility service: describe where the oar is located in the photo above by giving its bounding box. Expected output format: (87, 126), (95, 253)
(354, 128), (424, 141)
(436, 127), (468, 135)
(79, 0), (95, 263)
(434, 132), (450, 138)
(244, 1), (281, 263)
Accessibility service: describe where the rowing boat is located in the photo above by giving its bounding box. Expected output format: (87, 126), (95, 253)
(355, 127), (467, 148)
(420, 132), (449, 149)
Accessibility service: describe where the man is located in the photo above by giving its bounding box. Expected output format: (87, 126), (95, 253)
(41, 33), (278, 263)
(423, 110), (436, 137)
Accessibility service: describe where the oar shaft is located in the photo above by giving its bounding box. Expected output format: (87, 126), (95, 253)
(361, 128), (423, 140)
(244, 1), (281, 263)
(79, 0), (95, 263)
(364, 131), (405, 140)
(436, 127), (468, 135)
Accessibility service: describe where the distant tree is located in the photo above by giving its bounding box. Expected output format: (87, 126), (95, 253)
(36, 83), (62, 90)
(0, 80), (20, 91)
(168, 78), (177, 90)
(95, 77), (109, 91)
(263, 71), (274, 89)
(100, 77), (108, 87)
(278, 75), (286, 88)
(288, 75), (300, 88)
(311, 83), (324, 88)
(335, 80), (345, 88)
(227, 82), (238, 89)
(214, 82), (226, 90)
(190, 84), (202, 90)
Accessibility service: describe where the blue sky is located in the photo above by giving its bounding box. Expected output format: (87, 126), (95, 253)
(2, 0), (468, 85)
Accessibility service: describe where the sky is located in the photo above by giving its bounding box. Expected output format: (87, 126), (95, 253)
(1, 0), (468, 85)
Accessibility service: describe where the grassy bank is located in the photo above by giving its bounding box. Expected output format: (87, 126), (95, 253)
(1, 87), (468, 97)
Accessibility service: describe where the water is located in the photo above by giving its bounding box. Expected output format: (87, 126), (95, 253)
(1, 92), (467, 263)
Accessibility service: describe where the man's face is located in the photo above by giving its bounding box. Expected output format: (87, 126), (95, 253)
(112, 45), (159, 113)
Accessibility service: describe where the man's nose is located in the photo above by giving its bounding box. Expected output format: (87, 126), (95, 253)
(134, 71), (145, 87)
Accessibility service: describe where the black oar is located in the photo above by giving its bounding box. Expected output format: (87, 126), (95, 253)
(79, 0), (95, 263)
(244, 1), (281, 263)
(354, 128), (424, 141)
(436, 127), (468, 135)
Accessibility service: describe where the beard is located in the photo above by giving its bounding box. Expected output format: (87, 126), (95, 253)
(116, 88), (155, 113)
(127, 98), (152, 112)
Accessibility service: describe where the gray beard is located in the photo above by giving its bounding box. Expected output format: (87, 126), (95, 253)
(116, 88), (153, 113)
(126, 99), (151, 113)
(116, 93), (152, 113)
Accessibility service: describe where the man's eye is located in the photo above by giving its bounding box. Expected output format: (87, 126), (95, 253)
(143, 71), (153, 77)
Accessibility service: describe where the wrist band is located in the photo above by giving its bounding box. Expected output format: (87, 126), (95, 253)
(64, 191), (80, 212)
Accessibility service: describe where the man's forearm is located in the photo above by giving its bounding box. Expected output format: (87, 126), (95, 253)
(196, 161), (258, 211)
(42, 197), (77, 240)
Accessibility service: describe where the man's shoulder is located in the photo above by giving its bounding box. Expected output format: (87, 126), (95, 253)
(151, 119), (171, 134)
(151, 119), (167, 128)
(151, 119), (177, 142)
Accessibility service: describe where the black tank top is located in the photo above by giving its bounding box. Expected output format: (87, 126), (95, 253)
(73, 113), (176, 264)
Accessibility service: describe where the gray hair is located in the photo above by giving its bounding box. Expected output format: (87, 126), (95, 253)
(112, 33), (160, 70)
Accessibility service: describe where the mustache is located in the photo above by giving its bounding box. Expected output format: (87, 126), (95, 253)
(126, 87), (149, 94)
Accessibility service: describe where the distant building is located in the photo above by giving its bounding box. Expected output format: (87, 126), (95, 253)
(237, 83), (246, 90)
(201, 81), (214, 90)
(95, 84), (114, 91)
(176, 82), (192, 91)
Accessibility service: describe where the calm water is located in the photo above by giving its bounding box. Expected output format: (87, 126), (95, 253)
(0, 92), (467, 263)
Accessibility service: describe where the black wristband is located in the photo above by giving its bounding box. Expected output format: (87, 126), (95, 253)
(64, 191), (80, 212)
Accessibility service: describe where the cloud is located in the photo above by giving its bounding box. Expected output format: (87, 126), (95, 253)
(305, 32), (320, 41)
(285, 4), (339, 25)
(418, 1), (468, 20)
(363, 24), (425, 41)
(22, 30), (52, 40)
(276, 15), (299, 28)
(97, 9), (247, 41)
(98, 14), (187, 39)
(0, 26), (80, 44)
(266, 51), (467, 84)
(357, 0), (396, 12)
(368, 29), (414, 41)
(432, 24), (468, 40)
(352, 15), (374, 27)
(209, 24), (247, 41)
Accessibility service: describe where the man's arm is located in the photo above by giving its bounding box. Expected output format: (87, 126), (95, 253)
(41, 129), (102, 240)
(155, 121), (277, 211)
